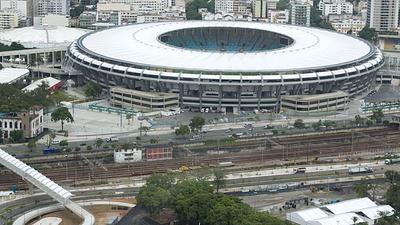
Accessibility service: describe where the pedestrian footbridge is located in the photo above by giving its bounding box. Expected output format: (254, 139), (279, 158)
(0, 149), (95, 225)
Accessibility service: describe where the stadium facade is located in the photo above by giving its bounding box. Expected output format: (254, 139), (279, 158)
(63, 21), (384, 113)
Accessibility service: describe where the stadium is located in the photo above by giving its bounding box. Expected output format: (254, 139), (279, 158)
(64, 21), (384, 113)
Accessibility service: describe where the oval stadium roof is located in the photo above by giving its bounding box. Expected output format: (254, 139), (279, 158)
(79, 21), (375, 73)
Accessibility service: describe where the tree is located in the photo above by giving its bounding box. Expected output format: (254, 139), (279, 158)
(293, 119), (305, 129)
(150, 138), (159, 144)
(189, 116), (205, 132)
(277, 0), (290, 10)
(359, 27), (378, 43)
(355, 182), (369, 198)
(366, 119), (374, 127)
(126, 114), (133, 125)
(385, 171), (400, 184)
(51, 107), (74, 131)
(186, 0), (214, 20)
(385, 184), (400, 211)
(139, 126), (150, 135)
(136, 184), (170, 215)
(354, 115), (365, 126)
(371, 109), (384, 123)
(59, 140), (68, 146)
(27, 140), (36, 152)
(83, 81), (102, 99)
(9, 130), (23, 143)
(175, 125), (191, 136)
(95, 138), (103, 149)
(213, 169), (226, 193)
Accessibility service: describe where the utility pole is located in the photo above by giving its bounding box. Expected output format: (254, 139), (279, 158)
(351, 129), (354, 160)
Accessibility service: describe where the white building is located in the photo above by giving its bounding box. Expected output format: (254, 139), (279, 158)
(320, 0), (353, 17)
(331, 18), (365, 34)
(0, 9), (19, 29)
(290, 0), (311, 26)
(215, 0), (252, 14)
(269, 9), (289, 23)
(114, 148), (142, 163)
(0, 107), (44, 139)
(33, 0), (69, 26)
(0, 0), (29, 23)
(287, 198), (395, 225)
(367, 0), (399, 32)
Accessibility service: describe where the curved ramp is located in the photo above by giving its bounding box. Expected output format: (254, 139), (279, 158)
(0, 149), (95, 225)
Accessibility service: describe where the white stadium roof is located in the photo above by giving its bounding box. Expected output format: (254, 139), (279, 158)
(0, 68), (29, 84)
(0, 25), (90, 48)
(80, 21), (374, 72)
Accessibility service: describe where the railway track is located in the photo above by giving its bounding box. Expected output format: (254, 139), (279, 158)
(0, 127), (399, 190)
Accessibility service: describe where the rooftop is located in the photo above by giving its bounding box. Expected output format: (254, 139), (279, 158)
(0, 68), (29, 84)
(78, 21), (376, 73)
(23, 77), (61, 92)
(0, 25), (90, 48)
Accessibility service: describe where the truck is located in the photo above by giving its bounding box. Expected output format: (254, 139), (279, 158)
(385, 158), (400, 165)
(43, 147), (59, 155)
(348, 166), (373, 175)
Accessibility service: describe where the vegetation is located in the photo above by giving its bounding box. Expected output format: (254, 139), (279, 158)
(51, 107), (74, 131)
(175, 125), (191, 136)
(70, 4), (85, 17)
(95, 138), (103, 149)
(9, 130), (24, 143)
(370, 109), (384, 124)
(59, 140), (68, 146)
(213, 169), (226, 193)
(310, 6), (335, 30)
(189, 116), (205, 132)
(277, 0), (290, 10)
(137, 173), (292, 225)
(83, 81), (102, 99)
(0, 83), (51, 112)
(27, 140), (36, 152)
(0, 42), (25, 52)
(293, 119), (305, 129)
(186, 0), (214, 20)
(358, 27), (378, 43)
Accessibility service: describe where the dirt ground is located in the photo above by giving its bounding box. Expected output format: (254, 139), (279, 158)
(27, 198), (133, 225)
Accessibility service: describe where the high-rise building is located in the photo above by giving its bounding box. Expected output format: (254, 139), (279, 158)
(33, 0), (69, 17)
(253, 0), (278, 18)
(0, 9), (19, 28)
(290, 0), (311, 26)
(367, 0), (399, 31)
(0, 0), (31, 25)
(215, 0), (251, 14)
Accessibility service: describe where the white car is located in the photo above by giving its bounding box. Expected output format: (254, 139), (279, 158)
(105, 137), (119, 142)
(51, 140), (60, 145)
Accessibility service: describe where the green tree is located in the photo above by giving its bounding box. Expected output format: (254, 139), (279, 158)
(385, 170), (400, 184)
(186, 0), (214, 20)
(213, 169), (226, 193)
(175, 125), (191, 136)
(371, 109), (384, 123)
(354, 115), (365, 126)
(359, 27), (378, 43)
(59, 140), (68, 146)
(355, 182), (369, 198)
(139, 126), (150, 135)
(83, 82), (102, 99)
(150, 138), (159, 144)
(10, 130), (23, 143)
(51, 107), (74, 131)
(277, 0), (290, 10)
(136, 184), (170, 215)
(95, 138), (103, 149)
(293, 119), (305, 129)
(385, 184), (400, 211)
(189, 116), (205, 132)
(27, 140), (36, 152)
